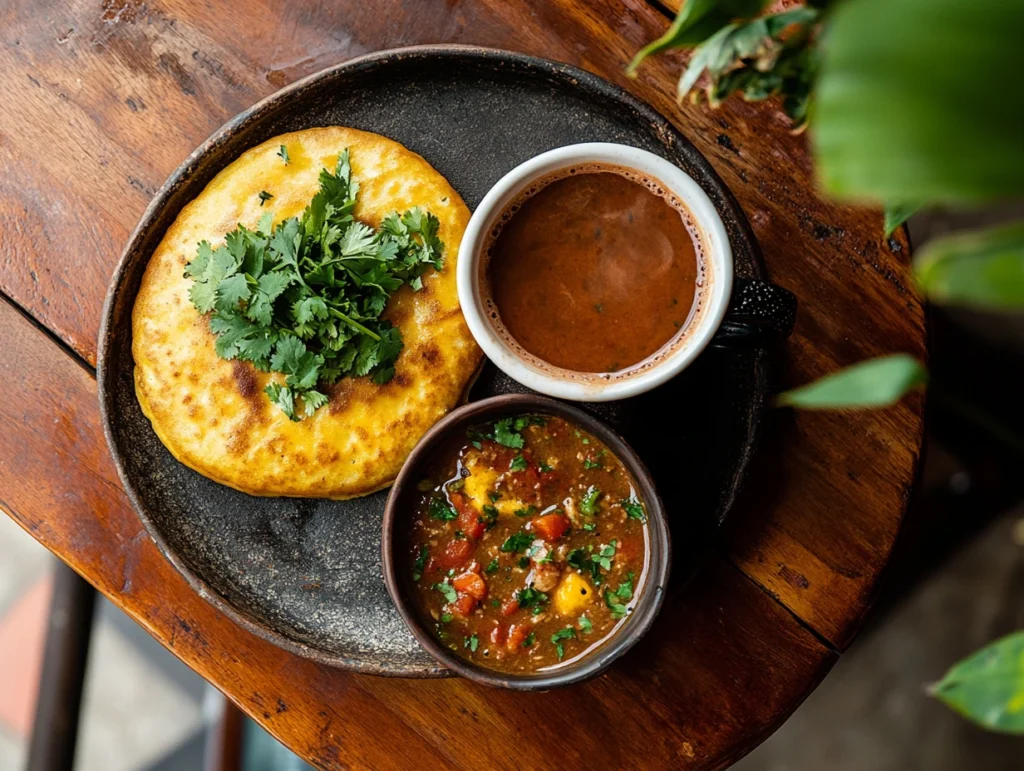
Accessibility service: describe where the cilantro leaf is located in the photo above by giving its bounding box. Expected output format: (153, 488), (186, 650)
(215, 273), (251, 312)
(480, 505), (498, 529)
(208, 313), (257, 360)
(551, 626), (577, 660)
(429, 497), (457, 521)
(568, 541), (615, 586)
(493, 418), (525, 449)
(258, 271), (292, 302)
(375, 325), (403, 364)
(295, 296), (328, 324)
(516, 585), (548, 611)
(412, 546), (429, 581)
(301, 390), (328, 417)
(264, 382), (296, 421)
(185, 241), (214, 278)
(184, 147), (444, 419)
(604, 573), (634, 619)
(237, 333), (274, 363)
(188, 280), (217, 315)
(509, 455), (528, 472)
(370, 365), (395, 385)
(500, 531), (534, 553)
(271, 336), (323, 390)
(566, 548), (589, 572)
(338, 221), (377, 256)
(623, 498), (646, 522)
(434, 581), (457, 604)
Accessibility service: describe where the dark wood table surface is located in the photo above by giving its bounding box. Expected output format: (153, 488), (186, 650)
(0, 1), (926, 768)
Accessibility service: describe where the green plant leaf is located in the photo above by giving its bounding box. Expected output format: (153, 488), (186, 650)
(915, 221), (1024, 309)
(776, 354), (927, 409)
(677, 7), (819, 121)
(883, 204), (921, 238)
(815, 0), (1024, 203)
(626, 0), (767, 77)
(929, 631), (1024, 734)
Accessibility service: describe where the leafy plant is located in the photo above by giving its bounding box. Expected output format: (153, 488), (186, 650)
(628, 0), (769, 69)
(630, 3), (821, 127)
(929, 632), (1024, 734)
(884, 204), (920, 239)
(814, 0), (1024, 205)
(915, 222), (1024, 310)
(775, 355), (926, 410)
(633, 0), (1024, 733)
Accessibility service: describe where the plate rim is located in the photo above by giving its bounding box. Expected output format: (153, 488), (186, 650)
(96, 43), (768, 676)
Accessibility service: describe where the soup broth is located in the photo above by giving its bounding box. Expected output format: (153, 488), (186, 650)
(487, 166), (704, 373)
(404, 414), (649, 674)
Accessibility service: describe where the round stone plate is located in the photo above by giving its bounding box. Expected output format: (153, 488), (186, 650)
(98, 45), (769, 676)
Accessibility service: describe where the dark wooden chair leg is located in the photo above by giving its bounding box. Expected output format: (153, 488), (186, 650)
(204, 697), (244, 771)
(25, 562), (97, 771)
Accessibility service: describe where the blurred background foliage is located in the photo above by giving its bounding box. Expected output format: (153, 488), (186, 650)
(631, 0), (1024, 736)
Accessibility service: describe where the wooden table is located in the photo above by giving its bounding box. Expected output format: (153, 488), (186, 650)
(0, 1), (926, 768)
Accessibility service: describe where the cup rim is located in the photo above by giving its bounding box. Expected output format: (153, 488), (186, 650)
(381, 394), (672, 690)
(457, 142), (733, 402)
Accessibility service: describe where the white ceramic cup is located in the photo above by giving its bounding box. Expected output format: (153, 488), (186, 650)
(457, 143), (795, 402)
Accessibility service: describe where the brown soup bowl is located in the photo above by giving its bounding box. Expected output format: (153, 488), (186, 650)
(382, 394), (671, 690)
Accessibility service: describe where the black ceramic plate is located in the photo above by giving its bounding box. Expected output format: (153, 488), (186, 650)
(98, 45), (767, 676)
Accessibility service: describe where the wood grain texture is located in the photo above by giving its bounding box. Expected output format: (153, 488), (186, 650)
(0, 296), (836, 770)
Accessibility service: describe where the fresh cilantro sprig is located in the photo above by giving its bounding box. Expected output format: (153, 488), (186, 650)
(493, 418), (525, 449)
(605, 572), (635, 619)
(516, 585), (548, 612)
(622, 497), (646, 522)
(567, 539), (616, 585)
(492, 415), (545, 449)
(434, 580), (458, 604)
(429, 497), (457, 521)
(184, 148), (444, 420)
(500, 531), (534, 553)
(551, 626), (577, 660)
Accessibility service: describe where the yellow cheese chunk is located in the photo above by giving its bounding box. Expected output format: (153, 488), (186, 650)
(461, 463), (498, 511)
(462, 456), (526, 516)
(553, 572), (595, 617)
